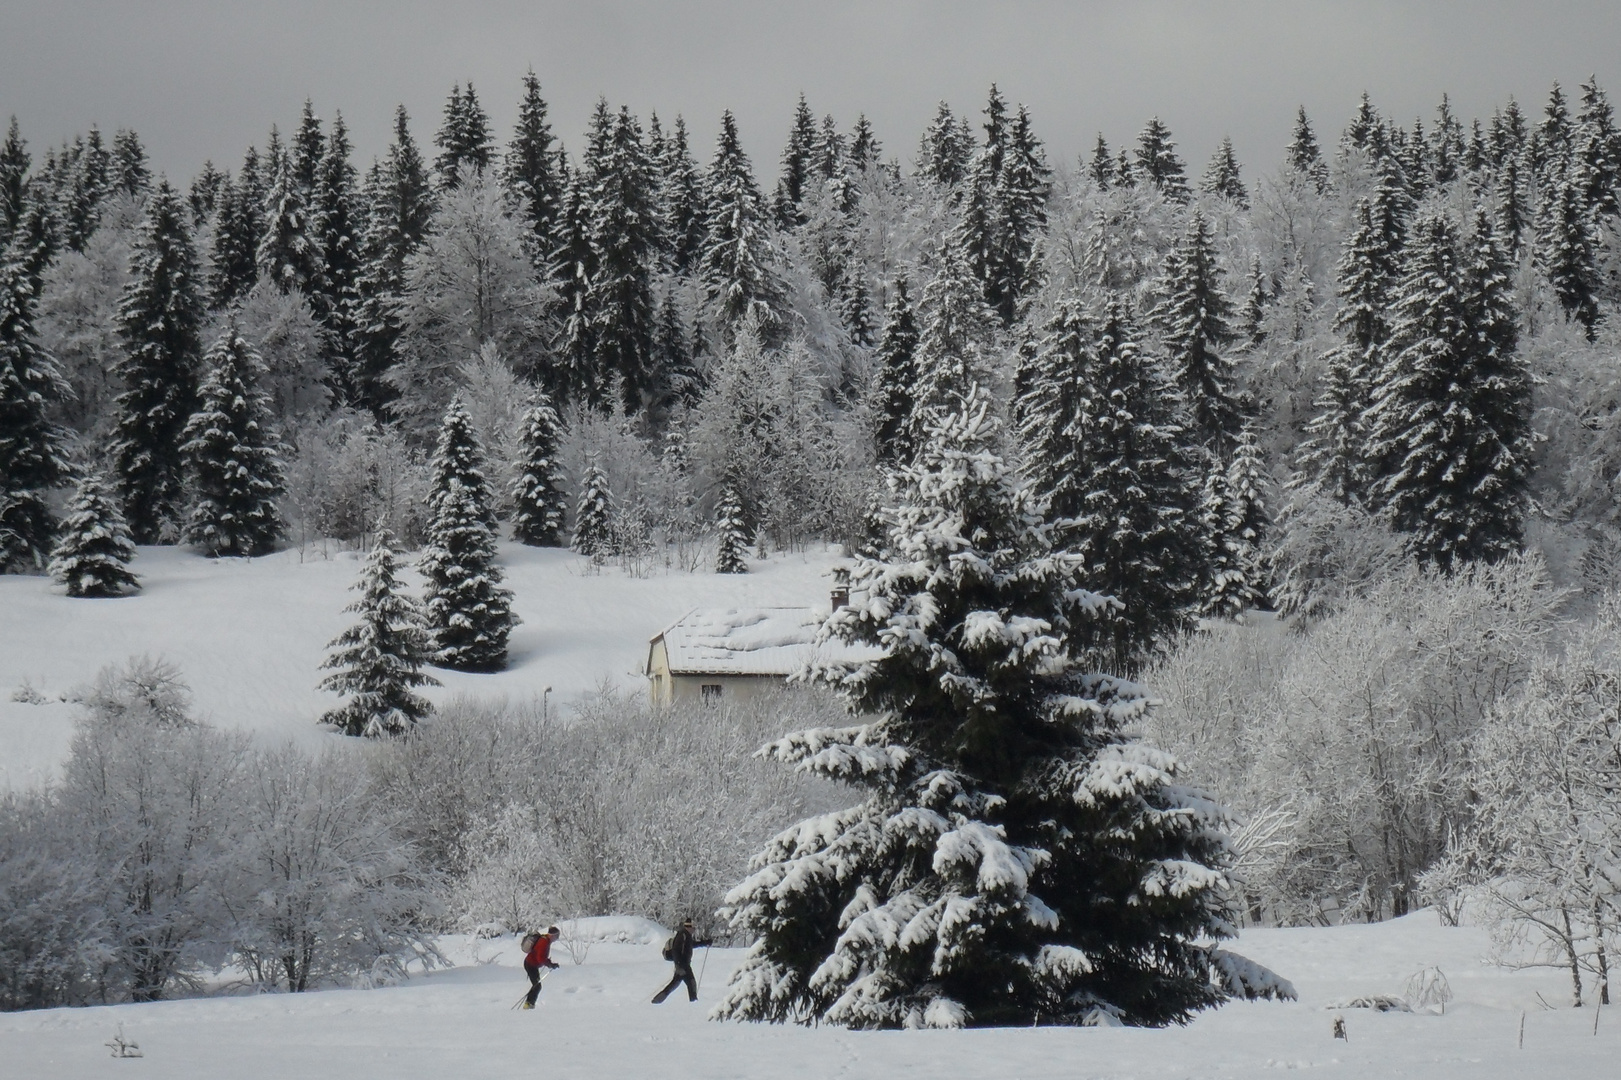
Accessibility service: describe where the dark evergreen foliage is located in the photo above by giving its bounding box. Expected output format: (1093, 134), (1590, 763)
(48, 473), (139, 597)
(1201, 424), (1271, 619)
(659, 115), (706, 274)
(872, 278), (920, 465)
(0, 117), (28, 246)
(113, 180), (205, 544)
(1536, 161), (1602, 338)
(319, 532), (438, 736)
(110, 129), (149, 197)
(311, 114), (363, 403)
(1015, 299), (1094, 525)
(179, 322), (285, 557)
(257, 154), (316, 293)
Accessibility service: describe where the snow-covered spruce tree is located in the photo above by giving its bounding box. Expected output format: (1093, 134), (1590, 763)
(1068, 299), (1205, 671)
(587, 105), (659, 413)
(714, 383), (1291, 1030)
(1133, 117), (1190, 203)
(1364, 212), (1532, 570)
(701, 110), (783, 337)
(1015, 299), (1094, 526)
(571, 458), (615, 559)
(1201, 136), (1247, 207)
(872, 277), (920, 466)
(421, 403), (516, 672)
(904, 246), (995, 456)
(1200, 424), (1271, 620)
(353, 106), (433, 418)
(714, 482), (751, 574)
(433, 83), (494, 190)
(509, 393), (568, 546)
(426, 397), (497, 528)
(1299, 197), (1395, 505)
(257, 154), (316, 294)
(1535, 160), (1602, 339)
(1154, 211), (1241, 455)
(0, 232), (71, 572)
(502, 70), (564, 268)
(320, 532), (439, 736)
(179, 321), (285, 557)
(1285, 106), (1329, 193)
(113, 178), (205, 544)
(48, 472), (139, 597)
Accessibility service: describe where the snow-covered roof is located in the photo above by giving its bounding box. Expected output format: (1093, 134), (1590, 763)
(650, 607), (877, 677)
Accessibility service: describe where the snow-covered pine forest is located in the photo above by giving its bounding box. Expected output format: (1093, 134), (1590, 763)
(4, 68), (1621, 1071)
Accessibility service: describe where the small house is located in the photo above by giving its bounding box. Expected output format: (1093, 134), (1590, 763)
(645, 605), (873, 706)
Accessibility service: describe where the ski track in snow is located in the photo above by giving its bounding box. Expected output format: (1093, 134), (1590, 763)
(0, 542), (844, 789)
(1, 913), (1614, 1079)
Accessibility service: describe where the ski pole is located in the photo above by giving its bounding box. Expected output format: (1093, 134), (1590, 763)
(697, 943), (711, 991)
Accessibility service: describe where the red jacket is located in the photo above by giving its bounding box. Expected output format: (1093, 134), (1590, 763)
(526, 935), (555, 968)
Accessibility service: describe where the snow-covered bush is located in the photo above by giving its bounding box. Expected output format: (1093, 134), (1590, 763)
(1421, 592), (1621, 1006)
(229, 744), (441, 992)
(0, 662), (442, 1009)
(1148, 555), (1566, 925)
(371, 688), (844, 938)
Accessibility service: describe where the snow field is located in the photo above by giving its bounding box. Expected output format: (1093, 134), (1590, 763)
(0, 541), (845, 789)
(0, 912), (1614, 1080)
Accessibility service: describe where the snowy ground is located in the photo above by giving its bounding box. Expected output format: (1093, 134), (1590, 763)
(1, 912), (1613, 1079)
(0, 542), (845, 789)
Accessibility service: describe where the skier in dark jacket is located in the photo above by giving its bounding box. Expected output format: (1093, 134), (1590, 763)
(522, 925), (560, 1009)
(651, 919), (711, 1003)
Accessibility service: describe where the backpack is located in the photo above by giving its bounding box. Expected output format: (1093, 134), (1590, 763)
(661, 936), (675, 961)
(521, 931), (541, 953)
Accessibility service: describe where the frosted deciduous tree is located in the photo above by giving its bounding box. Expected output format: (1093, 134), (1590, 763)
(48, 472), (139, 597)
(180, 322), (285, 557)
(716, 383), (1290, 1029)
(389, 176), (550, 434)
(320, 532), (439, 736)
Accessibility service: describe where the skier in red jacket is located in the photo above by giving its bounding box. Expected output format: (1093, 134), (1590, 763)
(521, 926), (560, 1009)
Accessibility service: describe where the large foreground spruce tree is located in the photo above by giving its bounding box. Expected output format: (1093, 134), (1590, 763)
(714, 384), (1292, 1030)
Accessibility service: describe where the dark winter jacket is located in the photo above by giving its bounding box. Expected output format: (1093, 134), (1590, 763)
(667, 927), (710, 969)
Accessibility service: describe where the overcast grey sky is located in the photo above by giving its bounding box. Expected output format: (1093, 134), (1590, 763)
(2, 1), (1619, 182)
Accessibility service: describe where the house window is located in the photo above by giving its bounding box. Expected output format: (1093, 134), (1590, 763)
(701, 683), (723, 703)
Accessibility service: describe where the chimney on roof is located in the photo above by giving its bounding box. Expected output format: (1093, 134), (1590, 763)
(830, 566), (850, 611)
